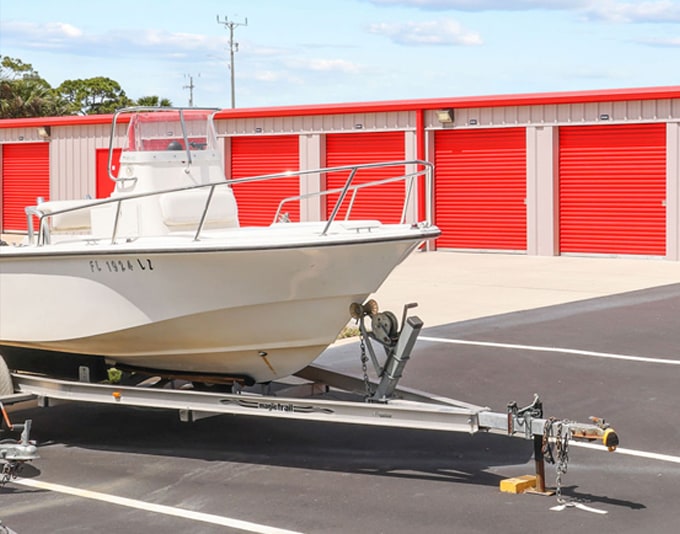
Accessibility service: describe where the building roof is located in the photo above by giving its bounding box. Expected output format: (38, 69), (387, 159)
(2, 85), (680, 129)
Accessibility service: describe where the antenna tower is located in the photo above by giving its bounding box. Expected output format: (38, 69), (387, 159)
(216, 15), (248, 109)
(183, 74), (197, 107)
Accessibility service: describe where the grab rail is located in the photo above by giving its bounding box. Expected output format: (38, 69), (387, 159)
(25, 160), (434, 246)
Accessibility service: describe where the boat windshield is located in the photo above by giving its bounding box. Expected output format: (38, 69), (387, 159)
(123, 109), (218, 153)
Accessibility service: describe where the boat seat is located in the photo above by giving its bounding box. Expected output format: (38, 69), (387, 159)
(37, 200), (92, 232)
(159, 188), (239, 229)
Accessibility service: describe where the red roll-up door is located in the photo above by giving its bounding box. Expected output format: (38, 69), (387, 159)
(434, 128), (526, 250)
(325, 132), (405, 223)
(1, 143), (50, 232)
(559, 124), (666, 255)
(230, 135), (300, 226)
(95, 148), (122, 198)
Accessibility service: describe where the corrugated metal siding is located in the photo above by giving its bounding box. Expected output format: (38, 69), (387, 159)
(1, 143), (50, 231)
(50, 123), (119, 200)
(230, 135), (300, 226)
(217, 111), (415, 136)
(425, 99), (679, 130)
(325, 132), (406, 223)
(559, 124), (666, 255)
(434, 128), (527, 250)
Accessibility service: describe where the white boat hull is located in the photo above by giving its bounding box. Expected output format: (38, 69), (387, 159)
(1, 230), (426, 382)
(1, 107), (441, 384)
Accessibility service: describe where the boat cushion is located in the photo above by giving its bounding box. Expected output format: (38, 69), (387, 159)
(159, 188), (239, 229)
(38, 200), (92, 231)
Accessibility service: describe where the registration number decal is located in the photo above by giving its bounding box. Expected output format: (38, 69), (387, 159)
(89, 258), (154, 273)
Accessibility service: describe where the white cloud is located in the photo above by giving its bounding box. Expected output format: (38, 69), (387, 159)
(365, 0), (588, 11)
(0, 20), (225, 60)
(366, 0), (680, 22)
(306, 58), (363, 73)
(2, 20), (84, 50)
(582, 1), (680, 23)
(285, 57), (364, 74)
(368, 20), (483, 45)
(637, 36), (680, 46)
(252, 70), (284, 82)
(46, 22), (83, 38)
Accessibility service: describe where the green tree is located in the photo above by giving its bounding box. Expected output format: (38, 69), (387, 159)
(0, 56), (68, 118)
(1, 56), (39, 80)
(1, 56), (177, 117)
(57, 77), (133, 115)
(135, 95), (173, 107)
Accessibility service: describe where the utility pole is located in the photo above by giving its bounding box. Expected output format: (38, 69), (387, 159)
(216, 15), (248, 109)
(183, 74), (197, 107)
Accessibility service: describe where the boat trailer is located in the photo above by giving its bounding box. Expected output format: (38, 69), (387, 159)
(0, 301), (618, 498)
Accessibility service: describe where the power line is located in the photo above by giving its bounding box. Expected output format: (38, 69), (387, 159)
(216, 15), (248, 109)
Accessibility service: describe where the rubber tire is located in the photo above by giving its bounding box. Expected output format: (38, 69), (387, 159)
(0, 354), (14, 397)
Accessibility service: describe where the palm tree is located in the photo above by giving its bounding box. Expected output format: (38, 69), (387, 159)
(135, 96), (173, 107)
(0, 78), (68, 118)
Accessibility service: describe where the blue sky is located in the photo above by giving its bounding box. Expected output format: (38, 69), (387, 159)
(1, 0), (679, 109)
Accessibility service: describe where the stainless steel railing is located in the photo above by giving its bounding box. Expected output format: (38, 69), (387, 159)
(25, 159), (433, 246)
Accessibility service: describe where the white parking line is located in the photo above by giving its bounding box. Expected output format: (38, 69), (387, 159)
(570, 442), (680, 464)
(14, 478), (304, 534)
(420, 336), (680, 465)
(419, 336), (680, 366)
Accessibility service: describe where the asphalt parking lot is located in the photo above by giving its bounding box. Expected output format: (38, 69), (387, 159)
(2, 252), (680, 533)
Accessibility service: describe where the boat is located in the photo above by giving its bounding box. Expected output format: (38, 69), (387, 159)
(0, 107), (440, 385)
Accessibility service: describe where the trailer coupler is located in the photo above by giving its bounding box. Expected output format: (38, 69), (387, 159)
(505, 395), (618, 451)
(571, 417), (619, 452)
(499, 395), (618, 497)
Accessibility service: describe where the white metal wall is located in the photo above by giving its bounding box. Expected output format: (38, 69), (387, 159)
(217, 111), (416, 136)
(424, 99), (680, 129)
(49, 124), (113, 200)
(525, 126), (559, 256)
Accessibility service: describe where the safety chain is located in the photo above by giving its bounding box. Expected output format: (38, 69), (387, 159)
(542, 419), (572, 504)
(542, 416), (557, 465)
(554, 421), (571, 504)
(358, 331), (373, 398)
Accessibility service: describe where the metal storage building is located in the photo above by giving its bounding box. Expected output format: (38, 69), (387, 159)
(2, 85), (680, 259)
